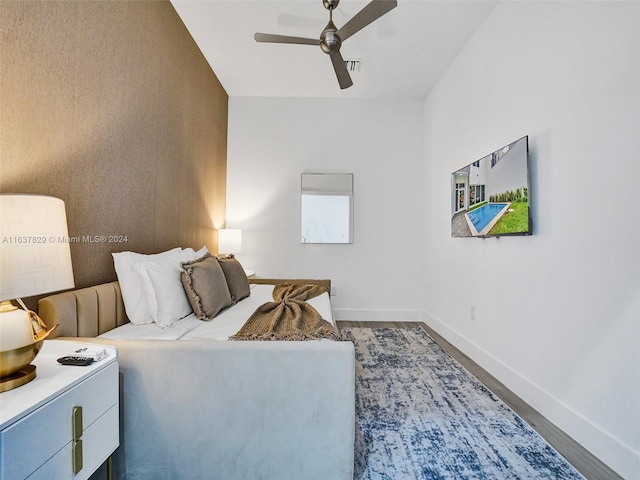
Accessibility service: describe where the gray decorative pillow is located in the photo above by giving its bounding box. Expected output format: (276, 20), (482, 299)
(218, 255), (251, 305)
(181, 253), (232, 321)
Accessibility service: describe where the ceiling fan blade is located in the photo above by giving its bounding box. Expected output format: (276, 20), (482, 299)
(330, 50), (353, 90)
(337, 0), (398, 42)
(254, 33), (319, 46)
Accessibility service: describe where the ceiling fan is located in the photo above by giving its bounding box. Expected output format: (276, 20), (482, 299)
(254, 0), (398, 90)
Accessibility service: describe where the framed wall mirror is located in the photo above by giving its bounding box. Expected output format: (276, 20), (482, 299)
(301, 173), (353, 244)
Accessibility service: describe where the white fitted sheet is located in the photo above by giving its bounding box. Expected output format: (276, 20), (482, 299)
(98, 284), (334, 341)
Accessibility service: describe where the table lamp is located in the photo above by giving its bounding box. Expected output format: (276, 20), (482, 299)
(217, 228), (242, 257)
(0, 194), (74, 392)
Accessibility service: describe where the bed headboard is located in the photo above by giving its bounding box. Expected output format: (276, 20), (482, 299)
(38, 281), (128, 338)
(38, 278), (331, 339)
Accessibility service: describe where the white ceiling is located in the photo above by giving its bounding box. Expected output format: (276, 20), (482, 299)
(170, 0), (498, 99)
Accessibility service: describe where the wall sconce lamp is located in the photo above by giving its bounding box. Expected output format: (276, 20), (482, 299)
(0, 194), (74, 392)
(217, 228), (242, 257)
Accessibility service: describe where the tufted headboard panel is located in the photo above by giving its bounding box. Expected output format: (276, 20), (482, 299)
(38, 281), (128, 339)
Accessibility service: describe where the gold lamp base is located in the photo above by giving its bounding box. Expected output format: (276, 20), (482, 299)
(0, 304), (57, 393)
(0, 338), (47, 393)
(0, 364), (37, 393)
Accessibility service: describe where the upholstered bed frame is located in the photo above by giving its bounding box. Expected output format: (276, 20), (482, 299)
(38, 278), (332, 338)
(38, 278), (355, 480)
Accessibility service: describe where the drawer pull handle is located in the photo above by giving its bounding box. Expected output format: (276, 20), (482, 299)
(72, 406), (83, 441)
(72, 439), (83, 474)
(72, 406), (83, 473)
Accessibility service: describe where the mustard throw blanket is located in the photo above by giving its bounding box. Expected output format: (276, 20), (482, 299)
(230, 284), (341, 341)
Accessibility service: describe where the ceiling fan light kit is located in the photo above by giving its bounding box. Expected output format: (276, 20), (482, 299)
(254, 0), (397, 90)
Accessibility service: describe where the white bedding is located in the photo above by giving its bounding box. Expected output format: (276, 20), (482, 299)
(98, 283), (334, 341)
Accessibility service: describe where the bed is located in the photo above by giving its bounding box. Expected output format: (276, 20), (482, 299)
(37, 249), (355, 480)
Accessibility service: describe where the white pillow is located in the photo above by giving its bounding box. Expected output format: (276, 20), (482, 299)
(134, 247), (208, 327)
(112, 248), (182, 325)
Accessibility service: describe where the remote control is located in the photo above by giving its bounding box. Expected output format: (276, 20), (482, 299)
(57, 356), (94, 366)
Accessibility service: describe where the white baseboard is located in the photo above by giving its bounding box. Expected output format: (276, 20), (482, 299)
(332, 308), (424, 322)
(422, 310), (639, 480)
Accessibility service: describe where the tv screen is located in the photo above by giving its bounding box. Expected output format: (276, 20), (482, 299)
(451, 135), (531, 237)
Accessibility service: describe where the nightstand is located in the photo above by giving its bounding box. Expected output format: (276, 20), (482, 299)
(0, 340), (119, 480)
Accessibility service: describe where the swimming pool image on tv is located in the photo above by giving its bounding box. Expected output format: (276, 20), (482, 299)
(465, 203), (509, 236)
(450, 135), (531, 237)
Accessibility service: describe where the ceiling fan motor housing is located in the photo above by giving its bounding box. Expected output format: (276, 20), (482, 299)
(320, 21), (341, 54)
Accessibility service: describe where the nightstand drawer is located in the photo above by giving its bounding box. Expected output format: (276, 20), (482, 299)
(79, 403), (119, 479)
(0, 362), (118, 479)
(26, 442), (71, 480)
(26, 404), (118, 480)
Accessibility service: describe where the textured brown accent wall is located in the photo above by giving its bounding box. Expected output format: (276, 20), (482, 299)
(0, 0), (228, 299)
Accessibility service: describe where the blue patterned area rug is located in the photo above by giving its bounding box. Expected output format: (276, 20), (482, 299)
(342, 327), (586, 480)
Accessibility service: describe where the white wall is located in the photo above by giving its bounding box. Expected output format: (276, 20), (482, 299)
(422, 2), (640, 479)
(227, 97), (424, 320)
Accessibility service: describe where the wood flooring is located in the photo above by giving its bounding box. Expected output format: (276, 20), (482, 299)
(336, 320), (623, 480)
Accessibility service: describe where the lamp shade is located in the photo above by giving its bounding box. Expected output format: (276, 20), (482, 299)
(0, 194), (75, 301)
(218, 228), (242, 255)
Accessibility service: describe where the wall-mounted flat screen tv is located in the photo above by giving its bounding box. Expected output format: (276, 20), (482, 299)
(451, 135), (531, 237)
